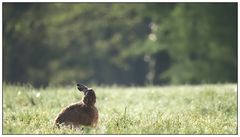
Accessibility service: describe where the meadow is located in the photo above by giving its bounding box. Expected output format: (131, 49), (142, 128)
(2, 84), (237, 134)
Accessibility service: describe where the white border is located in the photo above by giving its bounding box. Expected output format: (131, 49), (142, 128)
(1, 1), (238, 136)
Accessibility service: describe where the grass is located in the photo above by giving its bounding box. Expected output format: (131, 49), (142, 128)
(2, 83), (237, 134)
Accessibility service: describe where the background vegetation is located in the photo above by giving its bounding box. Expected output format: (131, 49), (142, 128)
(2, 3), (237, 135)
(3, 84), (237, 134)
(3, 3), (237, 87)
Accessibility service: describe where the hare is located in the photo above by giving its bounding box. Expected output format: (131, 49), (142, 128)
(55, 83), (98, 128)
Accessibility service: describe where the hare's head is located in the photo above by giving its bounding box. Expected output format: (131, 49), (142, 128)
(77, 83), (96, 106)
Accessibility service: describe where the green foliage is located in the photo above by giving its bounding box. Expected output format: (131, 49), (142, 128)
(3, 3), (237, 86)
(156, 3), (237, 84)
(3, 84), (237, 134)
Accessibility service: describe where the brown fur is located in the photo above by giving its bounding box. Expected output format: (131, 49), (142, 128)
(54, 89), (98, 128)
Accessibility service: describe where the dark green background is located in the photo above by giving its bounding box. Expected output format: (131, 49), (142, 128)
(3, 3), (237, 87)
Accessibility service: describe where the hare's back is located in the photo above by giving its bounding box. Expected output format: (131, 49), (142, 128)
(55, 103), (89, 123)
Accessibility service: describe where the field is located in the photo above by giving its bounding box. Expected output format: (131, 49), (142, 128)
(2, 84), (237, 134)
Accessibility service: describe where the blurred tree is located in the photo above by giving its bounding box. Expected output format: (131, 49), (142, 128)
(3, 4), (52, 87)
(3, 3), (237, 87)
(3, 3), (151, 86)
(153, 3), (237, 84)
(43, 4), (151, 85)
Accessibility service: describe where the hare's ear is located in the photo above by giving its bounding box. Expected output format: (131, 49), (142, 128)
(77, 83), (89, 93)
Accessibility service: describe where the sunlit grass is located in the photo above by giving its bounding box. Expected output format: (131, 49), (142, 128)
(3, 84), (237, 134)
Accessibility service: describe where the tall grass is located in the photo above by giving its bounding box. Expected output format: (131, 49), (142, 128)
(3, 84), (237, 134)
